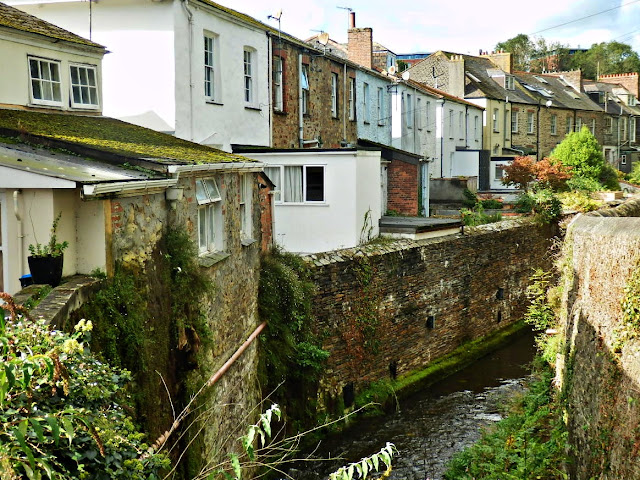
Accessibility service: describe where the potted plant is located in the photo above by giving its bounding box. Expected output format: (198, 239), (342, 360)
(28, 212), (69, 287)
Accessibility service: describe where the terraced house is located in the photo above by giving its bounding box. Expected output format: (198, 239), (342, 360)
(0, 5), (269, 475)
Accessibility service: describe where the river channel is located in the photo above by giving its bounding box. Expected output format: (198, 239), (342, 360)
(288, 330), (537, 480)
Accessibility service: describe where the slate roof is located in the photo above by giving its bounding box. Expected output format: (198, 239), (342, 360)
(409, 81), (485, 110)
(514, 72), (602, 112)
(583, 81), (640, 116)
(0, 1), (104, 50)
(0, 109), (253, 166)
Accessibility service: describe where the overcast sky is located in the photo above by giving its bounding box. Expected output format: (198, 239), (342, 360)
(229, 0), (640, 55)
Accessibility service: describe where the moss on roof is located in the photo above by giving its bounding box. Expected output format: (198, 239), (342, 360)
(0, 2), (104, 49)
(0, 109), (252, 164)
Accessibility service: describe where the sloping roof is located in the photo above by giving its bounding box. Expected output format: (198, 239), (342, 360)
(514, 72), (602, 112)
(0, 1), (104, 50)
(409, 81), (485, 109)
(0, 109), (253, 165)
(583, 81), (640, 116)
(461, 55), (536, 105)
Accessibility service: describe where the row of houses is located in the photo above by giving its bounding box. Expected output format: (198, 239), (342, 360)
(2, 0), (640, 294)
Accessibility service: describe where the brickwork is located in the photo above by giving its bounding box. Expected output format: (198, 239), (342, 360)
(599, 72), (640, 97)
(271, 39), (358, 148)
(348, 28), (373, 69)
(306, 219), (556, 404)
(387, 159), (418, 215)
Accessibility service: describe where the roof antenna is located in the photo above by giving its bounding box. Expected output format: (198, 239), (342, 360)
(267, 9), (283, 42)
(337, 6), (353, 28)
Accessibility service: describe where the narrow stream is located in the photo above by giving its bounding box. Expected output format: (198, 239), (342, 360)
(288, 330), (537, 480)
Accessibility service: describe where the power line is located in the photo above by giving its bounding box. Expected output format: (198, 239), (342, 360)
(531, 0), (640, 35)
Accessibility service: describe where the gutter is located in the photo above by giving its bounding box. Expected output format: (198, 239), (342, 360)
(82, 179), (178, 197)
(167, 162), (265, 175)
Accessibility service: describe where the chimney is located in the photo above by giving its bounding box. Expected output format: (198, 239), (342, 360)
(598, 73), (639, 97)
(546, 70), (583, 92)
(481, 51), (513, 73)
(347, 13), (373, 69)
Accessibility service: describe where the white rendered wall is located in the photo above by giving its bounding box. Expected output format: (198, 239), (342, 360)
(10, 0), (176, 128)
(174, 1), (270, 150)
(451, 150), (480, 177)
(75, 197), (106, 275)
(0, 30), (103, 110)
(436, 101), (483, 178)
(356, 70), (392, 146)
(244, 151), (381, 253)
(355, 150), (382, 241)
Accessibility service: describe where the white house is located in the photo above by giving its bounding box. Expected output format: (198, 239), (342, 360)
(8, 0), (271, 152)
(239, 149), (382, 254)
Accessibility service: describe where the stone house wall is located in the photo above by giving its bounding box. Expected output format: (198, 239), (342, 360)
(271, 38), (358, 148)
(306, 219), (556, 405)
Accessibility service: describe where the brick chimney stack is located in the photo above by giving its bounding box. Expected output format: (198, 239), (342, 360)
(598, 73), (639, 97)
(347, 11), (373, 69)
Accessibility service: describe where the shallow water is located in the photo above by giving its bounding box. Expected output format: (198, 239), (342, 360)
(287, 330), (537, 480)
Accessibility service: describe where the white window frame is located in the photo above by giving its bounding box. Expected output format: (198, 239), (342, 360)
(622, 117), (628, 140)
(426, 101), (431, 131)
(474, 115), (479, 141)
(631, 117), (637, 142)
(493, 108), (499, 132)
(406, 93), (413, 129)
(196, 178), (224, 254)
(239, 174), (252, 240)
(590, 118), (596, 135)
(378, 87), (386, 126)
(273, 56), (283, 112)
(301, 64), (310, 115)
(511, 110), (518, 133)
(621, 154), (627, 165)
(28, 56), (62, 107)
(331, 72), (338, 118)
(69, 63), (99, 109)
(204, 34), (218, 101)
(527, 112), (534, 134)
(550, 114), (557, 135)
(243, 48), (255, 105)
(505, 75), (514, 90)
(363, 83), (370, 123)
(348, 77), (356, 120)
(267, 165), (326, 204)
(576, 117), (583, 131)
(459, 111), (464, 139)
(449, 109), (454, 138)
(566, 116), (573, 134)
(606, 117), (613, 134)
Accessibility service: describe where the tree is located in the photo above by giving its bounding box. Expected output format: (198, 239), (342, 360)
(569, 41), (640, 79)
(550, 126), (605, 180)
(502, 156), (572, 192)
(501, 156), (537, 191)
(495, 34), (535, 71)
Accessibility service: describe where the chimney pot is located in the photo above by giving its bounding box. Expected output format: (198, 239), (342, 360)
(349, 11), (355, 28)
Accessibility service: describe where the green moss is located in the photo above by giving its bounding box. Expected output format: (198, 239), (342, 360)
(0, 109), (252, 165)
(21, 285), (52, 311)
(355, 319), (530, 411)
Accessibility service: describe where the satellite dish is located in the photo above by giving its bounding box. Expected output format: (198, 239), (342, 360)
(401, 70), (410, 81)
(317, 31), (330, 46)
(545, 100), (553, 107)
(387, 65), (396, 75)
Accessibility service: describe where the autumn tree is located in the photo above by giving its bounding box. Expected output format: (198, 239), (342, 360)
(502, 156), (572, 191)
(501, 156), (537, 191)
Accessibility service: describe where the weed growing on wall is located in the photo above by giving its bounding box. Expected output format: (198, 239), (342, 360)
(258, 249), (328, 431)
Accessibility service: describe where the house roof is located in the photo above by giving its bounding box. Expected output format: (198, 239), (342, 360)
(583, 81), (640, 116)
(0, 109), (253, 166)
(409, 81), (485, 109)
(514, 72), (602, 112)
(0, 1), (104, 50)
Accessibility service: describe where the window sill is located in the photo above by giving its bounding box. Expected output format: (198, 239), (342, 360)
(198, 251), (230, 268)
(275, 201), (328, 206)
(241, 237), (257, 247)
(29, 102), (64, 110)
(273, 109), (287, 115)
(206, 100), (224, 106)
(245, 105), (262, 112)
(71, 104), (101, 111)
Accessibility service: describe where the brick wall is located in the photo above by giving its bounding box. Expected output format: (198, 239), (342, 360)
(387, 158), (418, 215)
(599, 73), (640, 97)
(306, 219), (556, 405)
(348, 27), (373, 69)
(271, 39), (358, 148)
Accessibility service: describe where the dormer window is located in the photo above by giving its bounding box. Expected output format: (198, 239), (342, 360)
(630, 95), (637, 106)
(70, 64), (99, 109)
(505, 75), (515, 90)
(29, 57), (62, 106)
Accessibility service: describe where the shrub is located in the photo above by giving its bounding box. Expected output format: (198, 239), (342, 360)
(479, 198), (503, 210)
(462, 188), (478, 208)
(0, 294), (169, 479)
(550, 126), (605, 181)
(599, 162), (621, 190)
(566, 175), (602, 192)
(558, 191), (602, 212)
(530, 189), (563, 224)
(501, 156), (537, 191)
(514, 193), (534, 213)
(461, 204), (502, 226)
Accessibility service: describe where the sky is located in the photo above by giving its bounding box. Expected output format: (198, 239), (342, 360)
(228, 0), (640, 55)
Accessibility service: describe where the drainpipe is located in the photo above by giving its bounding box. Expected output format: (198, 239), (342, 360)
(267, 32), (273, 147)
(13, 190), (23, 277)
(298, 53), (304, 148)
(440, 98), (446, 178)
(343, 63), (347, 144)
(536, 100), (541, 161)
(181, 0), (194, 141)
(465, 105), (469, 148)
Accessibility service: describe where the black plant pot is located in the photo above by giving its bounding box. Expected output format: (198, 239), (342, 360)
(28, 255), (64, 287)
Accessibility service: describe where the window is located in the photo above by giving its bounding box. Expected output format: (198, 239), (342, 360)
(621, 117), (628, 140)
(348, 77), (356, 120)
(474, 115), (479, 141)
(590, 118), (596, 135)
(511, 110), (518, 133)
(630, 95), (637, 106)
(505, 75), (514, 90)
(527, 112), (534, 134)
(550, 114), (557, 135)
(631, 117), (637, 142)
(301, 64), (309, 115)
(621, 154), (627, 165)
(449, 109), (454, 138)
(29, 57), (62, 106)
(406, 94), (413, 128)
(378, 87), (385, 126)
(69, 64), (99, 108)
(566, 116), (573, 134)
(267, 165), (325, 203)
(243, 49), (254, 104)
(415, 97), (422, 129)
(331, 73), (338, 118)
(606, 117), (613, 134)
(426, 101), (431, 131)
(576, 117), (583, 131)
(196, 178), (223, 253)
(239, 174), (252, 239)
(204, 34), (217, 100)
(363, 82), (370, 123)
(503, 110), (508, 137)
(273, 56), (283, 112)
(493, 108), (499, 132)
(459, 111), (464, 138)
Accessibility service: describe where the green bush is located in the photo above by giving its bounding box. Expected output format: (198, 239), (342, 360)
(550, 126), (605, 181)
(479, 199), (504, 210)
(460, 204), (502, 226)
(565, 175), (602, 192)
(558, 191), (602, 213)
(531, 189), (562, 224)
(514, 194), (534, 213)
(0, 294), (169, 479)
(599, 163), (621, 190)
(462, 188), (478, 208)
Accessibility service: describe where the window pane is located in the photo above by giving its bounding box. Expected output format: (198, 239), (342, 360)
(32, 80), (41, 99)
(199, 207), (207, 250)
(71, 66), (79, 84)
(305, 166), (324, 202)
(284, 166), (303, 202)
(207, 205), (215, 250)
(196, 179), (208, 204)
(204, 178), (221, 201)
(29, 59), (39, 79)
